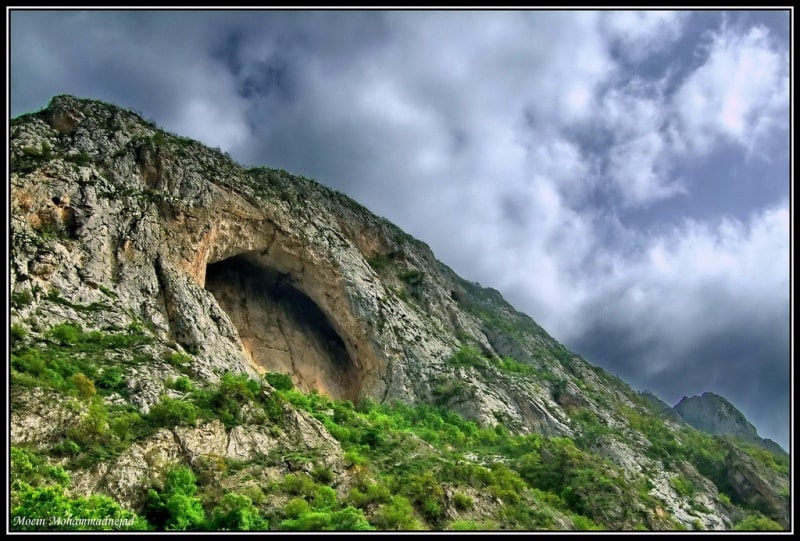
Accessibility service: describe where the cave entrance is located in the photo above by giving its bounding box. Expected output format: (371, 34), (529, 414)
(205, 254), (358, 401)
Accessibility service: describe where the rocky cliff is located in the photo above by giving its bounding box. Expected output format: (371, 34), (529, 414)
(9, 96), (790, 532)
(673, 393), (786, 456)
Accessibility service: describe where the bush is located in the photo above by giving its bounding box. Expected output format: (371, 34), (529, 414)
(311, 466), (335, 485)
(265, 372), (294, 391)
(349, 481), (391, 508)
(279, 511), (332, 531)
(209, 493), (268, 531)
(452, 492), (474, 511)
(572, 514), (603, 530)
(281, 473), (316, 497)
(313, 486), (338, 510)
(109, 412), (142, 442)
(96, 366), (125, 393)
(11, 289), (33, 307)
(50, 323), (82, 346)
(146, 466), (205, 531)
(283, 497), (310, 519)
(147, 397), (198, 428)
(449, 346), (486, 369)
(69, 373), (96, 399)
(328, 506), (374, 531)
(172, 377), (194, 393)
(733, 515), (784, 531)
(449, 519), (497, 530)
(68, 152), (92, 166)
(168, 352), (193, 369)
(343, 451), (367, 469)
(200, 373), (260, 427)
(11, 323), (27, 343)
(12, 484), (149, 531)
(371, 496), (422, 530)
(669, 475), (694, 497)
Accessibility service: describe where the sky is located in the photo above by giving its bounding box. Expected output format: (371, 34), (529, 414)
(8, 9), (792, 451)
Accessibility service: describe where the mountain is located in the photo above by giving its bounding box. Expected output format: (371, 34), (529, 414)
(9, 95), (791, 532)
(673, 393), (787, 456)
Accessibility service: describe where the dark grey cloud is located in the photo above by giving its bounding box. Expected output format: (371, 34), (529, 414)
(573, 277), (790, 448)
(9, 9), (791, 451)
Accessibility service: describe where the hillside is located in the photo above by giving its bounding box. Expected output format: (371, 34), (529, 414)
(673, 393), (787, 456)
(9, 95), (790, 531)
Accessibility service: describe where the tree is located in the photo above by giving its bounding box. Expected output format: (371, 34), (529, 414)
(210, 493), (268, 531)
(146, 466), (205, 531)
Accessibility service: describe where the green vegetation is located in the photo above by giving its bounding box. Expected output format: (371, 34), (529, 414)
(66, 151), (92, 166)
(447, 345), (558, 382)
(366, 250), (403, 273)
(13, 141), (54, 173)
(8, 319), (789, 532)
(10, 447), (148, 531)
(11, 322), (152, 397)
(737, 442), (790, 476)
(668, 475), (695, 497)
(11, 289), (33, 308)
(733, 514), (784, 531)
(146, 466), (206, 530)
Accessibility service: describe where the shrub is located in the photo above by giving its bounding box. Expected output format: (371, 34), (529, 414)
(96, 366), (125, 393)
(265, 372), (294, 391)
(12, 484), (149, 531)
(168, 351), (193, 368)
(449, 519), (497, 530)
(147, 396), (198, 428)
(146, 466), (205, 531)
(109, 412), (142, 442)
(311, 466), (335, 485)
(11, 323), (28, 342)
(279, 510), (332, 531)
(172, 377), (194, 393)
(68, 152), (92, 166)
(343, 450), (367, 468)
(313, 486), (338, 510)
(50, 323), (82, 345)
(11, 289), (33, 307)
(572, 514), (603, 530)
(349, 481), (391, 508)
(452, 492), (474, 511)
(69, 373), (96, 399)
(733, 514), (783, 531)
(449, 346), (486, 369)
(371, 496), (422, 530)
(281, 473), (316, 497)
(209, 493), (268, 531)
(283, 497), (310, 519)
(669, 475), (694, 497)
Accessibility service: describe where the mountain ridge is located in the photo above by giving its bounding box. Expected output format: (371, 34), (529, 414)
(672, 392), (786, 456)
(9, 95), (790, 531)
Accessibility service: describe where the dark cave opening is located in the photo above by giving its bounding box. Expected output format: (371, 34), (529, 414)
(205, 254), (357, 400)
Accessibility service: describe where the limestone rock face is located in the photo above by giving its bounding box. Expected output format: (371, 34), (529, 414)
(9, 95), (570, 432)
(673, 392), (786, 455)
(9, 96), (789, 531)
(723, 443), (790, 528)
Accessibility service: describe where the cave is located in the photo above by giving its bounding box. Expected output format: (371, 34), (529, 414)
(204, 254), (359, 400)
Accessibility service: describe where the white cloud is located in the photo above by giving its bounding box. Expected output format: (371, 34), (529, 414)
(569, 202), (789, 353)
(601, 10), (686, 62)
(607, 131), (685, 205)
(598, 77), (686, 205)
(674, 24), (789, 155)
